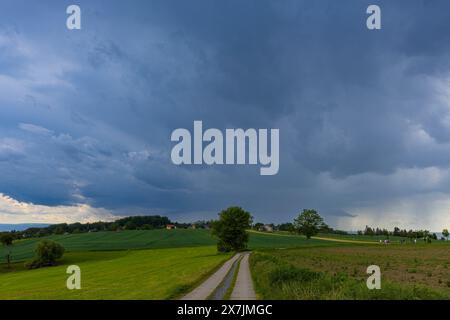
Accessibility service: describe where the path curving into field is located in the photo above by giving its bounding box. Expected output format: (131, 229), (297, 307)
(311, 236), (379, 245)
(181, 253), (242, 300)
(249, 229), (379, 245)
(230, 252), (256, 300)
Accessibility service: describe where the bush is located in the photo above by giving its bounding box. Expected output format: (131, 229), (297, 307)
(25, 240), (65, 269)
(24, 259), (44, 270)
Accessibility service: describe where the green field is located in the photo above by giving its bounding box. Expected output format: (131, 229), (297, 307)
(1, 229), (215, 262)
(0, 246), (231, 299)
(1, 229), (331, 263)
(316, 233), (411, 243)
(1, 229), (449, 300)
(0, 229), (331, 300)
(250, 242), (450, 300)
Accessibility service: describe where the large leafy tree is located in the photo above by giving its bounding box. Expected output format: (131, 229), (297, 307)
(212, 207), (253, 252)
(443, 229), (449, 241)
(0, 233), (14, 268)
(293, 209), (326, 239)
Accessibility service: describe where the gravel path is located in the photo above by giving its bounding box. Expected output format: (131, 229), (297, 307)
(230, 252), (256, 300)
(181, 253), (242, 300)
(209, 255), (242, 300)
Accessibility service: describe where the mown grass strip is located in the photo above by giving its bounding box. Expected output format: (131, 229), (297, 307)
(0, 246), (231, 300)
(223, 258), (242, 300)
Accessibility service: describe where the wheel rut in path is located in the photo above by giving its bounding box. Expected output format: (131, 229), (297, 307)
(181, 253), (242, 300)
(230, 252), (256, 300)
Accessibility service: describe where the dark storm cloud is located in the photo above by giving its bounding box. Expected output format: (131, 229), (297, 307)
(1, 0), (450, 228)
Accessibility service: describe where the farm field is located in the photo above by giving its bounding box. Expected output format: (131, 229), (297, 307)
(0, 246), (231, 300)
(316, 233), (412, 243)
(0, 229), (215, 262)
(1, 229), (332, 263)
(250, 242), (450, 300)
(269, 231), (410, 243)
(0, 229), (334, 300)
(2, 228), (449, 300)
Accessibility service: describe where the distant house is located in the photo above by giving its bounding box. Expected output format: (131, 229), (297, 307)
(166, 224), (176, 230)
(260, 224), (274, 232)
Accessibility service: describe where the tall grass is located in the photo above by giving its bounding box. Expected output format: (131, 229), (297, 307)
(250, 252), (447, 300)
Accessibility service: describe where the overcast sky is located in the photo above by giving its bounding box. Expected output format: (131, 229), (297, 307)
(1, 0), (450, 231)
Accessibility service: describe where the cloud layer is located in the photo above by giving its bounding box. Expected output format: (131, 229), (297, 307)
(0, 194), (117, 224)
(1, 0), (450, 230)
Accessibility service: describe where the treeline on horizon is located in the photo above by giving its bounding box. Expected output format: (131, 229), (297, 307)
(253, 222), (348, 235)
(1, 216), (212, 240)
(254, 222), (443, 241)
(0, 215), (444, 241)
(2, 215), (344, 240)
(358, 225), (442, 240)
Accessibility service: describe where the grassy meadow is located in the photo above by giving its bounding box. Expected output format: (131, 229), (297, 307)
(315, 233), (414, 243)
(1, 229), (215, 262)
(1, 228), (449, 300)
(0, 229), (331, 263)
(0, 229), (327, 299)
(0, 246), (231, 299)
(250, 242), (450, 300)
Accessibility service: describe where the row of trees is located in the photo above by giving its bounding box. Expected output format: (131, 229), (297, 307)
(5, 215), (195, 240)
(359, 225), (449, 241)
(0, 215), (213, 268)
(253, 217), (347, 235)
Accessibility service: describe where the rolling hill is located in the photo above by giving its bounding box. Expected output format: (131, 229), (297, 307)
(1, 229), (331, 263)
